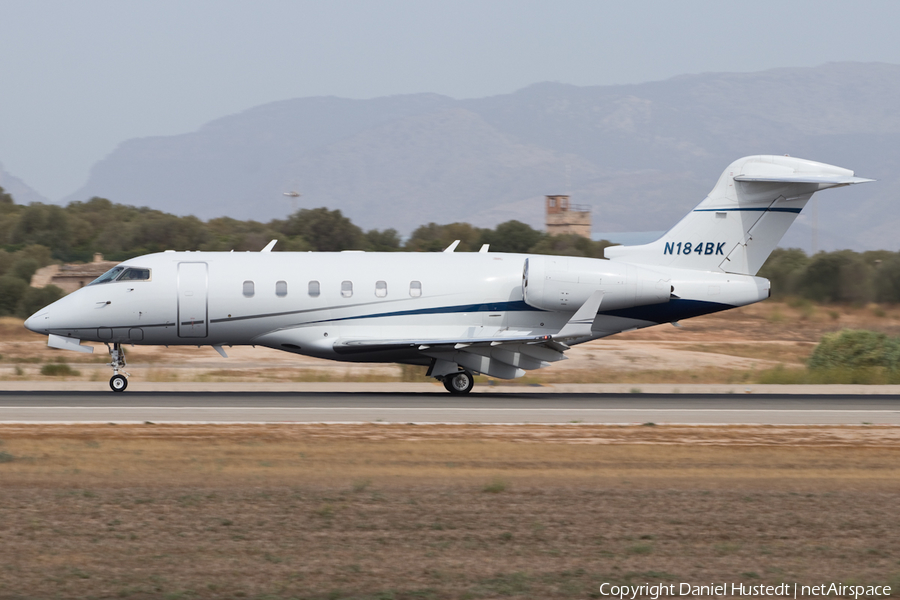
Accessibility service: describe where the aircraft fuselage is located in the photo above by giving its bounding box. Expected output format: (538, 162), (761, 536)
(25, 250), (767, 365)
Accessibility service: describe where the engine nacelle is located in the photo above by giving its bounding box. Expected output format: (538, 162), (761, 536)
(522, 255), (671, 312)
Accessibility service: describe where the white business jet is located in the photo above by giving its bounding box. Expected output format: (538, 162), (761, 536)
(24, 155), (871, 393)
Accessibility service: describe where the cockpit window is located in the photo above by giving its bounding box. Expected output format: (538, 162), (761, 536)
(88, 266), (151, 285)
(89, 266), (125, 285)
(120, 268), (151, 281)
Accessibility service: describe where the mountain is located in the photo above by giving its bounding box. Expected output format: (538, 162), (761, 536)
(65, 62), (900, 250)
(0, 163), (49, 205)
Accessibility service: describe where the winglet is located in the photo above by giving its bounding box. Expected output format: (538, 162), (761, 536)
(554, 290), (604, 340)
(261, 240), (277, 252)
(479, 244), (490, 253)
(443, 240), (461, 253)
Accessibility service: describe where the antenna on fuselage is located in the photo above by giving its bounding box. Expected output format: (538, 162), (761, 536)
(283, 191), (301, 214)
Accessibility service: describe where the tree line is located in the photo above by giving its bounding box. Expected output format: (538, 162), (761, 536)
(0, 189), (613, 317)
(758, 248), (900, 304)
(3, 186), (900, 318)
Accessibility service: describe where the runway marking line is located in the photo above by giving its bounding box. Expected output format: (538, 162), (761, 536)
(1, 407), (899, 413)
(3, 421), (900, 426)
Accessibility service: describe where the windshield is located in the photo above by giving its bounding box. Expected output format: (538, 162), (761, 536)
(88, 266), (151, 285)
(89, 266), (125, 285)
(119, 268), (150, 281)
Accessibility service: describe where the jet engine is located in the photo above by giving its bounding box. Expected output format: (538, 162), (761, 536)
(522, 256), (671, 312)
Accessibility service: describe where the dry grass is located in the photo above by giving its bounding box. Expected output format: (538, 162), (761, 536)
(513, 366), (769, 385)
(672, 342), (815, 364)
(0, 424), (898, 598)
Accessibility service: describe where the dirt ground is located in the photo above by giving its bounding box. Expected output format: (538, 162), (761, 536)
(0, 424), (898, 599)
(4, 300), (900, 385)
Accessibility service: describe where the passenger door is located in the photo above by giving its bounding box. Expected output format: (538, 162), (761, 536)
(177, 262), (208, 338)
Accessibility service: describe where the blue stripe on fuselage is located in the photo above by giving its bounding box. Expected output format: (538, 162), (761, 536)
(597, 298), (735, 322)
(309, 298), (732, 327)
(310, 300), (539, 325)
(693, 207), (802, 214)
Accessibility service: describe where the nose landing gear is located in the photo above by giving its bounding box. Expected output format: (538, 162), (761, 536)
(106, 342), (130, 392)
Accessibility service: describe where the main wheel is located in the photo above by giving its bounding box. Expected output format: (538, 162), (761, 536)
(109, 374), (128, 392)
(443, 370), (474, 394)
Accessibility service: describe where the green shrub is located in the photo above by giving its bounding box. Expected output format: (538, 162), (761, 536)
(798, 251), (874, 303)
(759, 249), (809, 299)
(16, 284), (64, 319)
(482, 478), (508, 493)
(875, 255), (900, 302)
(808, 330), (900, 371)
(11, 258), (39, 283)
(40, 363), (80, 377)
(0, 275), (27, 316)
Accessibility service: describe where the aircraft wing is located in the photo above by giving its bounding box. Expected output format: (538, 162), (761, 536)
(334, 291), (603, 355)
(333, 334), (570, 380)
(333, 291), (605, 379)
(332, 334), (569, 355)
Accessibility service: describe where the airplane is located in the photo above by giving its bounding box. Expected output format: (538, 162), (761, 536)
(24, 155), (872, 393)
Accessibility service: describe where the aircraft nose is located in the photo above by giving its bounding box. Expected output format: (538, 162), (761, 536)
(24, 310), (49, 333)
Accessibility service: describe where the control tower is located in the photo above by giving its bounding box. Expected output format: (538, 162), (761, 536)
(545, 195), (591, 238)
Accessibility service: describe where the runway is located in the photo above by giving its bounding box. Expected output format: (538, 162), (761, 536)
(2, 391), (900, 424)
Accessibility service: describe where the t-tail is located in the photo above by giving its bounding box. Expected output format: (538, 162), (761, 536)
(605, 155), (873, 275)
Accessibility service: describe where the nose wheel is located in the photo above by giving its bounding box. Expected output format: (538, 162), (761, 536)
(442, 370), (474, 394)
(110, 374), (128, 392)
(106, 342), (130, 392)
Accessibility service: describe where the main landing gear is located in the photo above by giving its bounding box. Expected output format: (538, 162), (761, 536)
(442, 370), (474, 395)
(106, 342), (130, 392)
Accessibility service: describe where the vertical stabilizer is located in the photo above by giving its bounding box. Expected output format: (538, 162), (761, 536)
(604, 155), (872, 275)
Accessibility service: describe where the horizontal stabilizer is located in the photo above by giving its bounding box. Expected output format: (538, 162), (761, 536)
(733, 174), (874, 185)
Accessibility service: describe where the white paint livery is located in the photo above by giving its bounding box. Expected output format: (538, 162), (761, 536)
(24, 156), (871, 393)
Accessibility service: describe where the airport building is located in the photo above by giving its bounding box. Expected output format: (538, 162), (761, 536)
(30, 253), (119, 293)
(545, 195), (591, 238)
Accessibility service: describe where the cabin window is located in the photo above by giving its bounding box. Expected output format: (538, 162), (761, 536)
(410, 281), (422, 297)
(375, 280), (387, 297)
(275, 280), (287, 297)
(341, 280), (353, 298)
(308, 280), (320, 297)
(119, 267), (151, 281)
(243, 280), (255, 297)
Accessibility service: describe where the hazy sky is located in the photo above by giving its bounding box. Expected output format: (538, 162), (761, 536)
(2, 0), (900, 200)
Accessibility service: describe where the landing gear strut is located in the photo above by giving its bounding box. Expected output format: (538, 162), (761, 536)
(106, 342), (130, 392)
(442, 370), (474, 395)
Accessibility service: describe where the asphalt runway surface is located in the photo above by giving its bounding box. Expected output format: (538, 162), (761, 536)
(1, 391), (900, 424)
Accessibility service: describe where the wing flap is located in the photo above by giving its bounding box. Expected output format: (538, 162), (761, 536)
(333, 333), (555, 355)
(334, 333), (568, 379)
